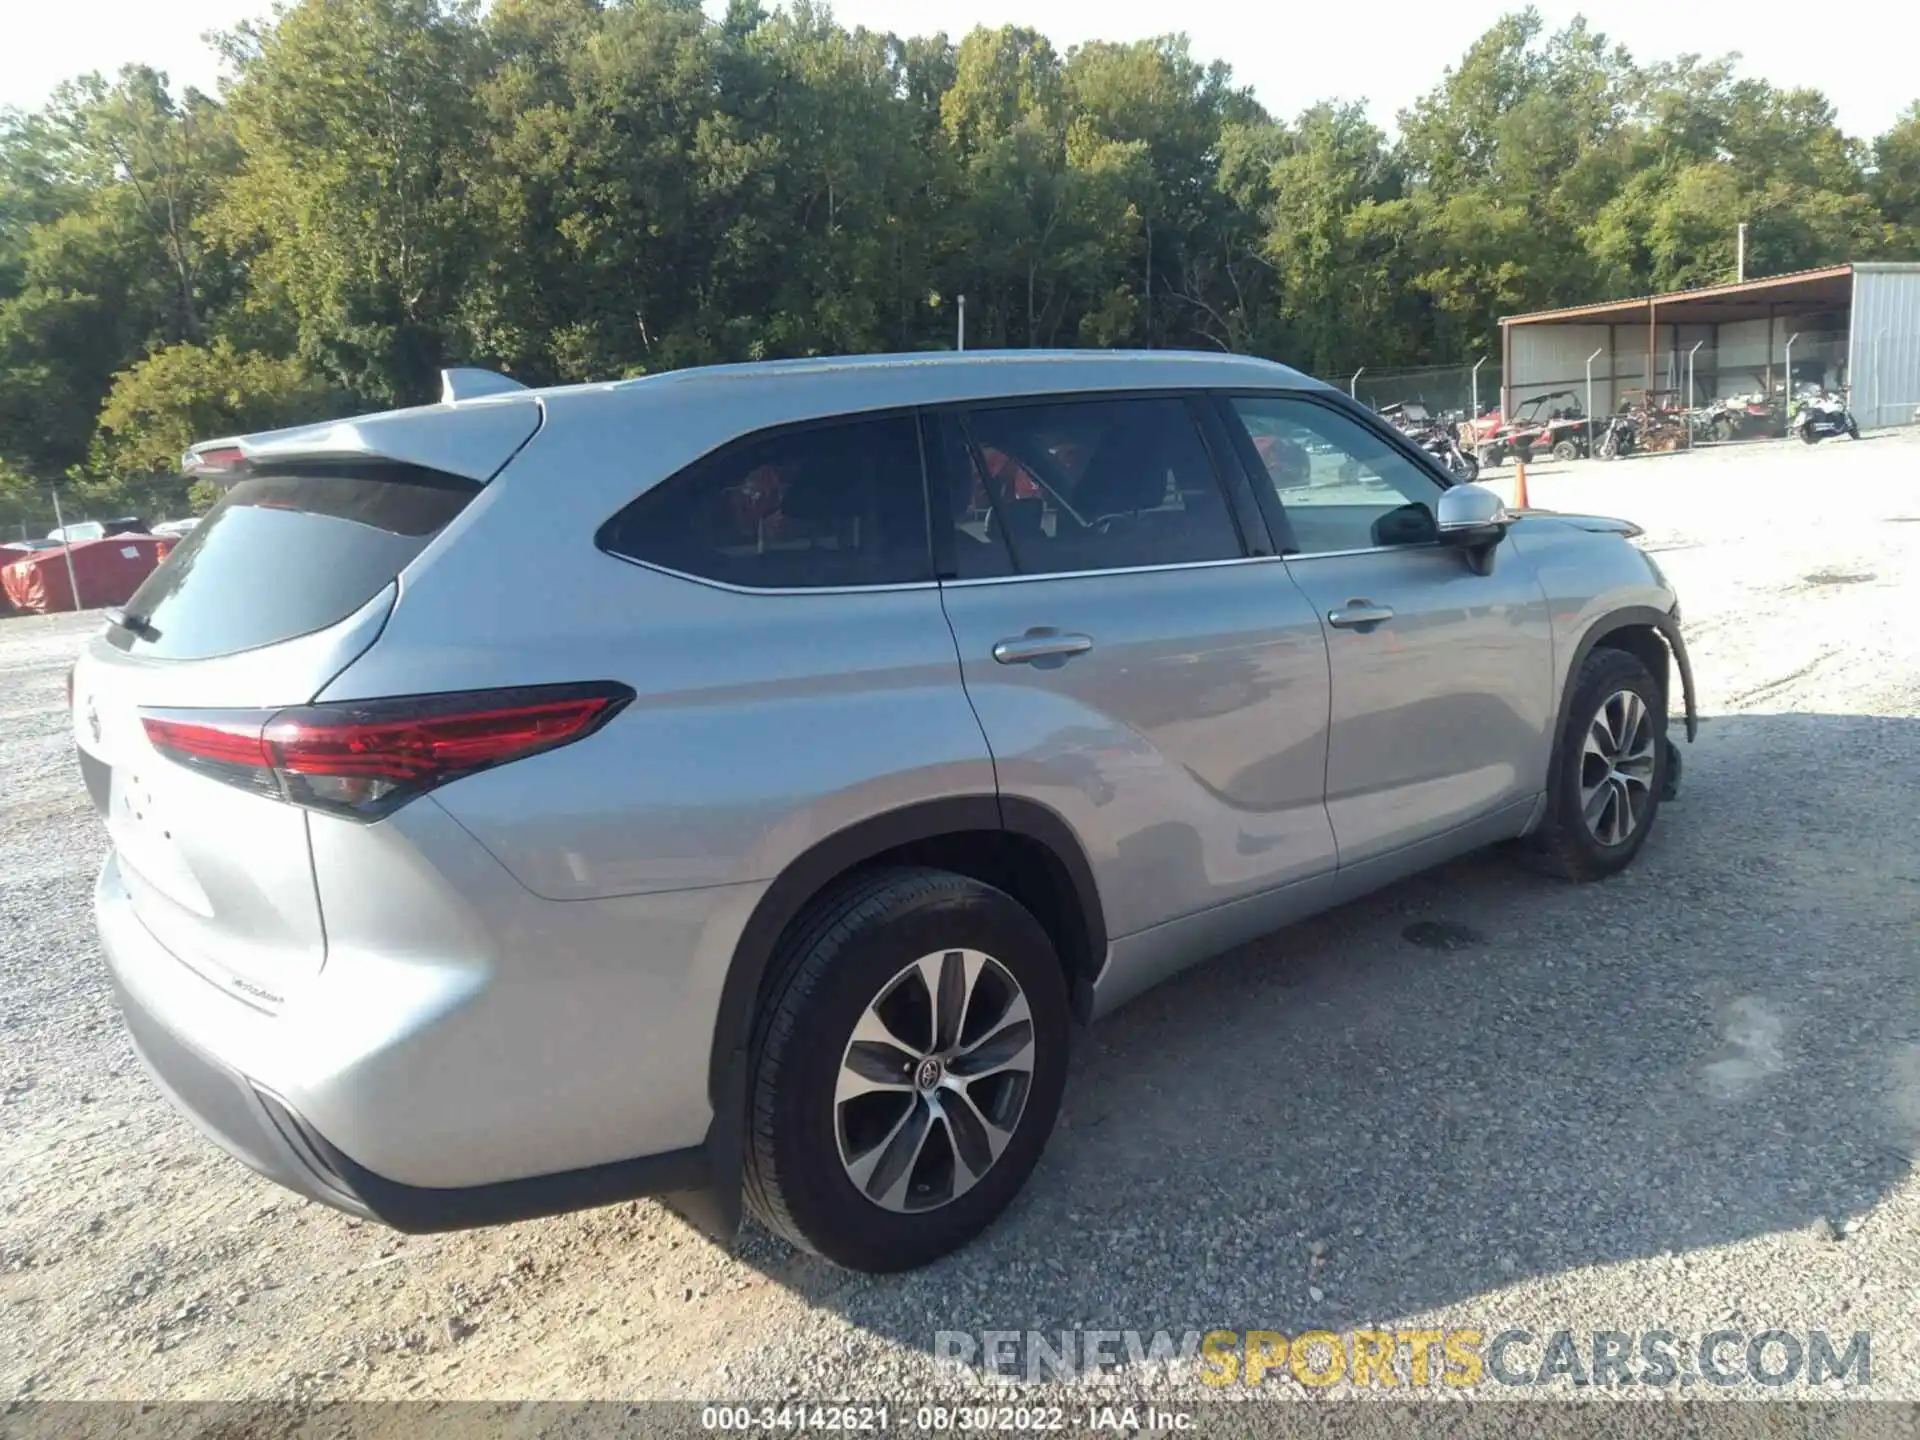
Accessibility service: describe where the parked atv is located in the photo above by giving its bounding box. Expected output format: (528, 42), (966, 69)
(1467, 390), (1588, 467)
(1705, 391), (1783, 442)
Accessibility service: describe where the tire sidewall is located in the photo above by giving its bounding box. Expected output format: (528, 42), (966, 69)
(756, 880), (1069, 1271)
(1554, 653), (1667, 875)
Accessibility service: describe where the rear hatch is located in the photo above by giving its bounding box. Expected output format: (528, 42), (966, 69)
(74, 405), (535, 1008)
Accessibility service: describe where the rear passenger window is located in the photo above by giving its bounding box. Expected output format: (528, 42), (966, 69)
(945, 397), (1242, 576)
(599, 414), (931, 589)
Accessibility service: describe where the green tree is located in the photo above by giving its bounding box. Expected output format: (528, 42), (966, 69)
(0, 68), (240, 483)
(213, 0), (489, 405)
(90, 338), (337, 516)
(1870, 103), (1920, 250)
(0, 0), (1914, 495)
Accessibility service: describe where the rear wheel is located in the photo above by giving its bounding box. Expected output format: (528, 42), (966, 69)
(1798, 423), (1819, 445)
(1525, 648), (1667, 882)
(743, 868), (1070, 1272)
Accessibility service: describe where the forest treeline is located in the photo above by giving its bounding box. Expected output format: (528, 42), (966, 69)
(2, 0), (1917, 524)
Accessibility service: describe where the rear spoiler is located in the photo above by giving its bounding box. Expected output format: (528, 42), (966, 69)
(181, 369), (540, 486)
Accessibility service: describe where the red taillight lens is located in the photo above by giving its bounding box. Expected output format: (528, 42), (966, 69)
(140, 683), (633, 820)
(182, 444), (246, 476)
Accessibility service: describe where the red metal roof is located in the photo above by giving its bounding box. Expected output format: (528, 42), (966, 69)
(1502, 265), (1855, 327)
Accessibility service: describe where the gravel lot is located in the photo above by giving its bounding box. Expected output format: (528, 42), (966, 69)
(4, 431), (1918, 1406)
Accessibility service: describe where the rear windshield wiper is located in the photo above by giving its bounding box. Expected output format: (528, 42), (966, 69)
(106, 607), (162, 642)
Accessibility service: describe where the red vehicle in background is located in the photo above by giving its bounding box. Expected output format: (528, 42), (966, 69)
(1465, 390), (1591, 467)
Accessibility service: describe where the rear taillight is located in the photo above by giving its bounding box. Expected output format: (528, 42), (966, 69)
(181, 444), (246, 477)
(140, 682), (633, 820)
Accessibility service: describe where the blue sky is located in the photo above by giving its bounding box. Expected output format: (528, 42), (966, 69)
(4, 0), (1916, 141)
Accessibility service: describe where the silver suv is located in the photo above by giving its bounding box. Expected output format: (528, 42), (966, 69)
(73, 352), (1694, 1272)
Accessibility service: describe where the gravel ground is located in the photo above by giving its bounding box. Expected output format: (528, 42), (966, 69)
(3, 431), (1918, 1407)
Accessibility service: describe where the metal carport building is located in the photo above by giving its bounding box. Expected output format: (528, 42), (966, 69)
(1499, 262), (1920, 430)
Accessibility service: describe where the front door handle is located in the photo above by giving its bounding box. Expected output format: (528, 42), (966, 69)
(992, 630), (1095, 665)
(1327, 600), (1395, 630)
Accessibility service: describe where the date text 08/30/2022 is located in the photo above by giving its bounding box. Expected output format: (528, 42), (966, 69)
(701, 1405), (1194, 1432)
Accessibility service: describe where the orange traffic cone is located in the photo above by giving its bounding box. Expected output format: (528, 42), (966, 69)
(1512, 458), (1530, 511)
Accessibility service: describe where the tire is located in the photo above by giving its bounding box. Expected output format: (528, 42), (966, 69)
(1452, 450), (1480, 484)
(1798, 424), (1819, 445)
(1551, 439), (1578, 462)
(1847, 419), (1860, 440)
(1596, 431), (1618, 461)
(742, 867), (1070, 1272)
(1713, 419), (1736, 443)
(1525, 647), (1668, 882)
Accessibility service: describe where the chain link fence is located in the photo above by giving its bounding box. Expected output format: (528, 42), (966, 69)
(1312, 364), (1505, 424)
(1320, 324), (1920, 466)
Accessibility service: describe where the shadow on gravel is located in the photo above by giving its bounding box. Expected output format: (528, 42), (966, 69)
(733, 711), (1919, 1362)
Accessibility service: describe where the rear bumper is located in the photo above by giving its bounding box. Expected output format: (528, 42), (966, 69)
(110, 960), (710, 1230)
(96, 849), (733, 1232)
(110, 963), (375, 1218)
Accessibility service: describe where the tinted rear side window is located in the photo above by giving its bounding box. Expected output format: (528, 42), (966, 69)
(110, 465), (478, 660)
(598, 413), (930, 589)
(950, 396), (1243, 575)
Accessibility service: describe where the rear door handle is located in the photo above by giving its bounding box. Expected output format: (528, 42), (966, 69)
(992, 630), (1095, 665)
(1327, 600), (1395, 630)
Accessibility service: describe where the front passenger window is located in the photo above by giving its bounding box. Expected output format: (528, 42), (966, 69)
(1231, 397), (1444, 555)
(948, 397), (1244, 576)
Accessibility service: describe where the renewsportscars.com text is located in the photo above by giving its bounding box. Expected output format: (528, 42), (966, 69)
(934, 1328), (1871, 1389)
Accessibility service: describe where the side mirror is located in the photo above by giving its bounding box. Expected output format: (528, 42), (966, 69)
(1436, 483), (1513, 573)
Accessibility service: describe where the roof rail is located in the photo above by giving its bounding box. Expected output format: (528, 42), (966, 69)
(440, 367), (530, 404)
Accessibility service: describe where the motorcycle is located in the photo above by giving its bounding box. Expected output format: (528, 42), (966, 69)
(1790, 388), (1859, 444)
(1377, 401), (1481, 483)
(1594, 413), (1639, 462)
(1420, 424), (1480, 483)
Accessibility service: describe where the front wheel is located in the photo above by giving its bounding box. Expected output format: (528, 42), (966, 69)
(1551, 439), (1579, 462)
(1597, 431), (1619, 461)
(1847, 418), (1860, 440)
(1451, 449), (1480, 483)
(1524, 647), (1668, 882)
(743, 868), (1070, 1272)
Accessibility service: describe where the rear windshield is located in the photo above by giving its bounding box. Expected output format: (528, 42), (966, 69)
(109, 464), (478, 660)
